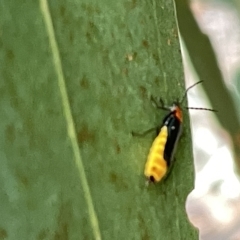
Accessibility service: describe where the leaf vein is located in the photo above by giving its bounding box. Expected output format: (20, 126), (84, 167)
(39, 1), (101, 239)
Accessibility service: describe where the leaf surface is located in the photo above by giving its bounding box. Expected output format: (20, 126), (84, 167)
(0, 0), (197, 239)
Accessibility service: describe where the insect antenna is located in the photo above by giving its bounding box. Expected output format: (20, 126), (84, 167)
(180, 80), (217, 112)
(185, 107), (217, 112)
(180, 80), (203, 104)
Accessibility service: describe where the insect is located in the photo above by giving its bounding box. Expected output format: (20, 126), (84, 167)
(132, 81), (216, 185)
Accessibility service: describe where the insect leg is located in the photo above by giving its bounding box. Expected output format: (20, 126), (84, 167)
(150, 96), (169, 111)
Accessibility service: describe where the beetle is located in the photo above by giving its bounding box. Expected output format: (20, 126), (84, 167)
(132, 81), (216, 185)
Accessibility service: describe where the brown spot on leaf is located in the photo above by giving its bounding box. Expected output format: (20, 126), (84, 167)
(113, 139), (121, 154)
(80, 76), (89, 89)
(124, 0), (137, 10)
(0, 228), (7, 239)
(81, 3), (100, 14)
(86, 31), (91, 42)
(54, 202), (71, 240)
(109, 172), (128, 191)
(154, 76), (160, 85)
(78, 124), (95, 145)
(15, 171), (29, 188)
(152, 53), (158, 62)
(131, 0), (137, 8)
(54, 223), (68, 240)
(172, 28), (178, 38)
(138, 213), (150, 240)
(37, 229), (49, 240)
(6, 49), (14, 62)
(60, 5), (66, 17)
(142, 40), (149, 48)
(115, 143), (121, 154)
(69, 31), (73, 44)
(109, 172), (117, 183)
(139, 85), (147, 99)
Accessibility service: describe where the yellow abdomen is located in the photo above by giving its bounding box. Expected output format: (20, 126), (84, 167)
(144, 126), (168, 182)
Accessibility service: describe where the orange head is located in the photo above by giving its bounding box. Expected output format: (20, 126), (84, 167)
(170, 103), (183, 122)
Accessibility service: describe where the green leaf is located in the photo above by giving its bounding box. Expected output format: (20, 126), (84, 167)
(0, 0), (197, 239)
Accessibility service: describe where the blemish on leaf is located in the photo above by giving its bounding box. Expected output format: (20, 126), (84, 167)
(60, 5), (66, 17)
(80, 76), (89, 89)
(85, 31), (91, 42)
(69, 31), (74, 44)
(54, 223), (68, 240)
(139, 85), (147, 99)
(121, 67), (128, 77)
(88, 21), (95, 29)
(114, 141), (121, 154)
(37, 229), (49, 240)
(152, 53), (158, 62)
(124, 0), (137, 10)
(54, 202), (71, 240)
(81, 3), (100, 14)
(167, 39), (171, 46)
(138, 213), (150, 240)
(109, 172), (128, 191)
(131, 0), (137, 9)
(78, 124), (95, 145)
(15, 171), (29, 188)
(154, 76), (160, 85)
(172, 28), (178, 38)
(112, 138), (121, 154)
(109, 172), (117, 183)
(0, 228), (7, 239)
(126, 53), (133, 61)
(142, 40), (149, 48)
(125, 52), (137, 62)
(6, 49), (14, 62)
(175, 189), (179, 198)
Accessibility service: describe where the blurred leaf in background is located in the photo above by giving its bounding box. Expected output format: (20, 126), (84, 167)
(176, 0), (240, 240)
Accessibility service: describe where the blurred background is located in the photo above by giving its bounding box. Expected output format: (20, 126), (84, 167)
(178, 0), (240, 239)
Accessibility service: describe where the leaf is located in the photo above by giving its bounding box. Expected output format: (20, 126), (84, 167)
(175, 0), (240, 171)
(0, 0), (197, 239)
